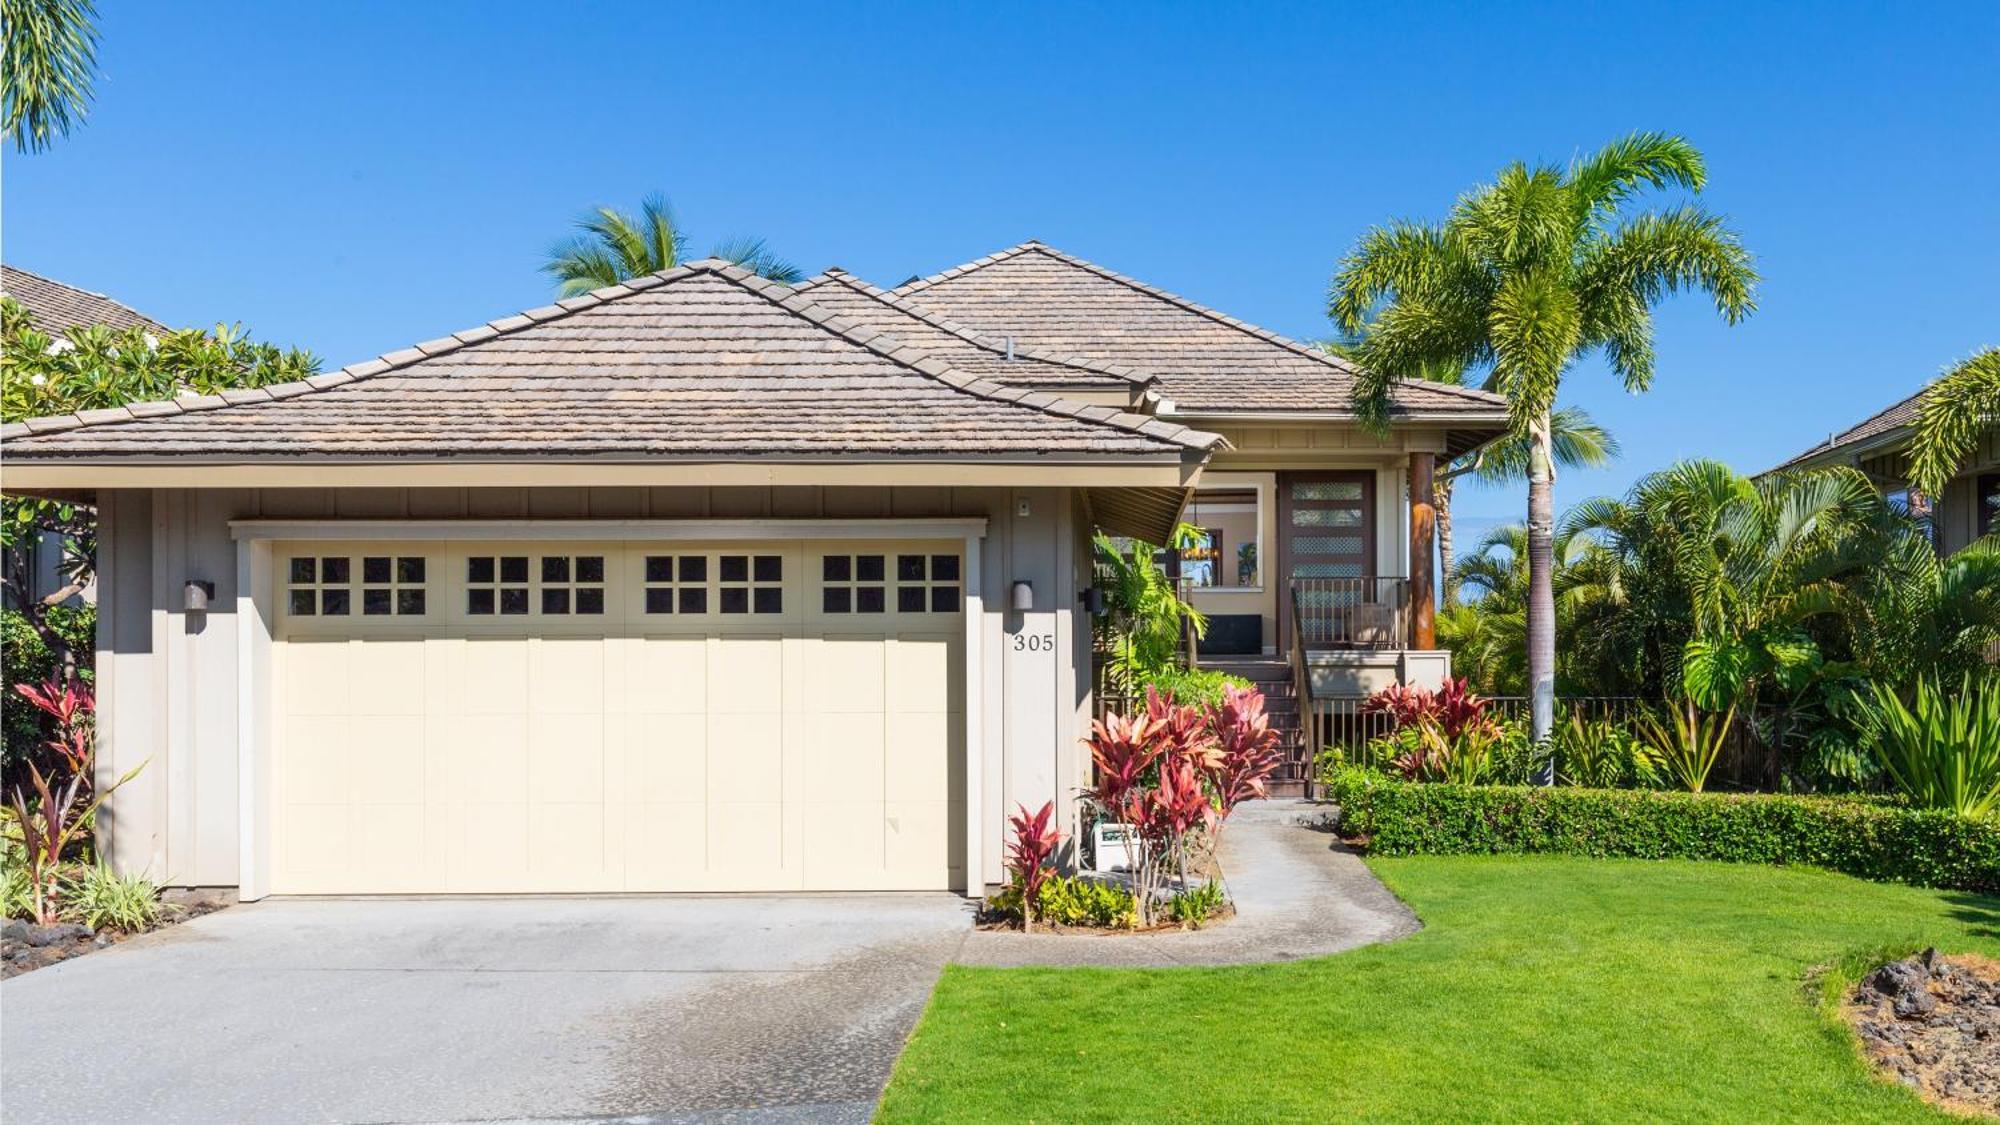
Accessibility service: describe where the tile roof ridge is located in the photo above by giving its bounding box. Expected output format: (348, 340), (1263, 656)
(894, 243), (1508, 409)
(799, 268), (1154, 388)
(1, 264), (716, 442)
(728, 270), (1219, 454)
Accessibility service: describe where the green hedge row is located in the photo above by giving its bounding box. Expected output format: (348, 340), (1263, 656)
(1323, 768), (2000, 894)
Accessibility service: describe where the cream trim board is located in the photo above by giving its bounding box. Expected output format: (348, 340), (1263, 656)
(230, 518), (990, 543)
(3, 460), (1201, 492)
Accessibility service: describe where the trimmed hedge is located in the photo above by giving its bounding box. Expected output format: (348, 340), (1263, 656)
(1323, 768), (2000, 894)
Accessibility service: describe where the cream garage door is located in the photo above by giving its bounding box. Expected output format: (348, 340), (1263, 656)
(269, 539), (965, 894)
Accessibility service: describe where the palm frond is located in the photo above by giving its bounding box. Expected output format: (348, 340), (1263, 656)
(3, 0), (99, 154)
(1567, 131), (1706, 217)
(710, 235), (804, 285)
(1908, 347), (2000, 496)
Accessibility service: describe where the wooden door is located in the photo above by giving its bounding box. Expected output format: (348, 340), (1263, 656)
(1277, 472), (1376, 650)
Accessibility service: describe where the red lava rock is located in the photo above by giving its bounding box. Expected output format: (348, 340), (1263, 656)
(1848, 949), (2000, 1117)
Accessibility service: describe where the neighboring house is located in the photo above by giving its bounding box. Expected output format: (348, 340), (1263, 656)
(1775, 381), (2000, 552)
(0, 265), (167, 609)
(0, 244), (1506, 900)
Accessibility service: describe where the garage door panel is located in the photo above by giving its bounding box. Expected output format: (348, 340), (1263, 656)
(284, 641), (351, 715)
(715, 711), (785, 794)
(631, 637), (708, 712)
(284, 716), (353, 804)
(884, 800), (954, 881)
(885, 711), (953, 803)
(810, 714), (886, 804)
(530, 638), (607, 713)
(803, 802), (886, 887)
(455, 716), (530, 805)
(463, 641), (530, 715)
(350, 642), (428, 716)
(808, 638), (886, 712)
(710, 802), (788, 873)
(271, 537), (963, 895)
(631, 713), (705, 801)
(707, 638), (786, 714)
(530, 713), (604, 805)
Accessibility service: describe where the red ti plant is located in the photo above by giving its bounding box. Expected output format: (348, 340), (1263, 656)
(1360, 677), (1496, 739)
(8, 679), (142, 924)
(1209, 684), (1283, 821)
(1004, 801), (1064, 931)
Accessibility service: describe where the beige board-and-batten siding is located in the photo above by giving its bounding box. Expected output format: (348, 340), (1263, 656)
(94, 484), (1095, 897)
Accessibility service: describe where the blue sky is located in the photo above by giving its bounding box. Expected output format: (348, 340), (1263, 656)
(6, 1), (1995, 531)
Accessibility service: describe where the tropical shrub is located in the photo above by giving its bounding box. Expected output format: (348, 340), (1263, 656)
(1036, 875), (1137, 929)
(1553, 713), (1663, 789)
(1324, 769), (2000, 893)
(60, 863), (161, 932)
(6, 678), (141, 923)
(1092, 528), (1206, 696)
(1082, 685), (1282, 926)
(1003, 801), (1063, 930)
(3, 604), (93, 773)
(1635, 697), (1737, 793)
(1167, 880), (1227, 927)
(1854, 675), (2000, 819)
(1138, 666), (1251, 710)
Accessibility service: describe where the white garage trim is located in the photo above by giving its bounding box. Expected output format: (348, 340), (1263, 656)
(228, 518), (989, 542)
(231, 520), (989, 900)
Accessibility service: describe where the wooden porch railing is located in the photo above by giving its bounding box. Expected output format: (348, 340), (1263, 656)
(1291, 577), (1412, 650)
(1287, 592), (1320, 797)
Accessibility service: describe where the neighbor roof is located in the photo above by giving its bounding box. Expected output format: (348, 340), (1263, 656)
(890, 241), (1511, 418)
(1, 265), (168, 335)
(1, 260), (1221, 462)
(1771, 386), (1923, 474)
(793, 269), (1152, 392)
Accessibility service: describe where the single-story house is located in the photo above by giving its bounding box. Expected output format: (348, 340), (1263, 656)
(1774, 377), (1998, 552)
(1, 242), (1508, 899)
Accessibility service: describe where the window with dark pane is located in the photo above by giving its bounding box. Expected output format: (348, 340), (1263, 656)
(397, 590), (426, 615)
(823, 587), (851, 614)
(364, 589), (393, 616)
(897, 555), (926, 582)
(720, 555), (748, 582)
(857, 586), (885, 614)
(500, 556), (529, 583)
(577, 556), (604, 584)
(644, 554), (703, 615)
(857, 555), (884, 582)
(289, 557), (316, 584)
(468, 588), (495, 615)
(542, 588), (570, 615)
(679, 556), (706, 583)
(468, 556), (495, 583)
(931, 586), (960, 613)
(575, 588), (604, 615)
(720, 587), (749, 614)
(321, 589), (350, 616)
(321, 557), (350, 584)
(397, 557), (425, 584)
(678, 588), (706, 614)
(289, 589), (316, 615)
(931, 554), (960, 582)
(541, 556), (570, 583)
(897, 586), (926, 613)
(363, 556), (392, 584)
(823, 555), (851, 582)
(753, 587), (782, 614)
(500, 588), (529, 615)
(754, 555), (782, 582)
(645, 588), (674, 614)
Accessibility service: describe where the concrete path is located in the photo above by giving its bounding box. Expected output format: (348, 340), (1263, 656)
(0, 894), (972, 1124)
(958, 799), (1420, 967)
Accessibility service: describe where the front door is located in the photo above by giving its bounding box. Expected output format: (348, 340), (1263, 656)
(1277, 472), (1376, 650)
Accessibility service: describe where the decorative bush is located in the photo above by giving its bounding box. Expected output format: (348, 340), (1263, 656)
(1323, 768), (2000, 894)
(1855, 674), (2000, 819)
(1137, 666), (1252, 710)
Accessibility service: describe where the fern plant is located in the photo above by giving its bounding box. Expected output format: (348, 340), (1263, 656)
(1857, 675), (2000, 820)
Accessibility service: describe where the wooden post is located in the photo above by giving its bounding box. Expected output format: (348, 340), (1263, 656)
(1409, 452), (1437, 650)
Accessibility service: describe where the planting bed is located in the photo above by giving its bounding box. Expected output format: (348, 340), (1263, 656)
(1848, 949), (2000, 1115)
(1, 892), (229, 979)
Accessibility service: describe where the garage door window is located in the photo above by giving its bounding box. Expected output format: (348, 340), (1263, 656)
(360, 555), (427, 616)
(719, 554), (783, 614)
(642, 555), (708, 615)
(287, 555), (355, 616)
(822, 553), (887, 614)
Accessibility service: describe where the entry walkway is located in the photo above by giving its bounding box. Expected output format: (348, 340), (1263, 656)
(957, 799), (1421, 967)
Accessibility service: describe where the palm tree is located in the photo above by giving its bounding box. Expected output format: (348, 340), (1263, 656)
(1907, 347), (2000, 498)
(3, 0), (99, 153)
(1329, 132), (1759, 765)
(1320, 344), (1619, 604)
(542, 193), (803, 296)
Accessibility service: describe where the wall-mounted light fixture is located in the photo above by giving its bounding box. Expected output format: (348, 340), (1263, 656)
(1079, 586), (1105, 616)
(1010, 579), (1035, 612)
(183, 580), (215, 613)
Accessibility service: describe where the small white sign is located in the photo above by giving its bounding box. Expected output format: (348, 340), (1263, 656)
(1092, 823), (1141, 873)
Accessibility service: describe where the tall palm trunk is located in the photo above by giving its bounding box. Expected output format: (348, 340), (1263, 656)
(1526, 411), (1557, 783)
(1435, 475), (1458, 606)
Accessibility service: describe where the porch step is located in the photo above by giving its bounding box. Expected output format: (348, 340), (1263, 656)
(1202, 659), (1313, 797)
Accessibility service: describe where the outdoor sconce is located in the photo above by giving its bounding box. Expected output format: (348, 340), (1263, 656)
(1080, 586), (1106, 616)
(183, 580), (215, 613)
(1010, 580), (1035, 612)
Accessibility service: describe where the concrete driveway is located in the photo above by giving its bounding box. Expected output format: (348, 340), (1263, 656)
(0, 894), (972, 1124)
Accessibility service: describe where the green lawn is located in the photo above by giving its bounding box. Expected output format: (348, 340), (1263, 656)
(879, 857), (2000, 1122)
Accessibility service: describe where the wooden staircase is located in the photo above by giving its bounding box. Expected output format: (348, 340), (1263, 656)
(1205, 657), (1313, 798)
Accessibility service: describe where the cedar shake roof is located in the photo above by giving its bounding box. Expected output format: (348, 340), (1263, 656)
(1, 265), (168, 335)
(2, 260), (1220, 462)
(891, 241), (1511, 418)
(1772, 386), (1923, 473)
(793, 269), (1151, 391)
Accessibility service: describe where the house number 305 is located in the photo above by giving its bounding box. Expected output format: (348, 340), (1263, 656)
(1011, 633), (1056, 652)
